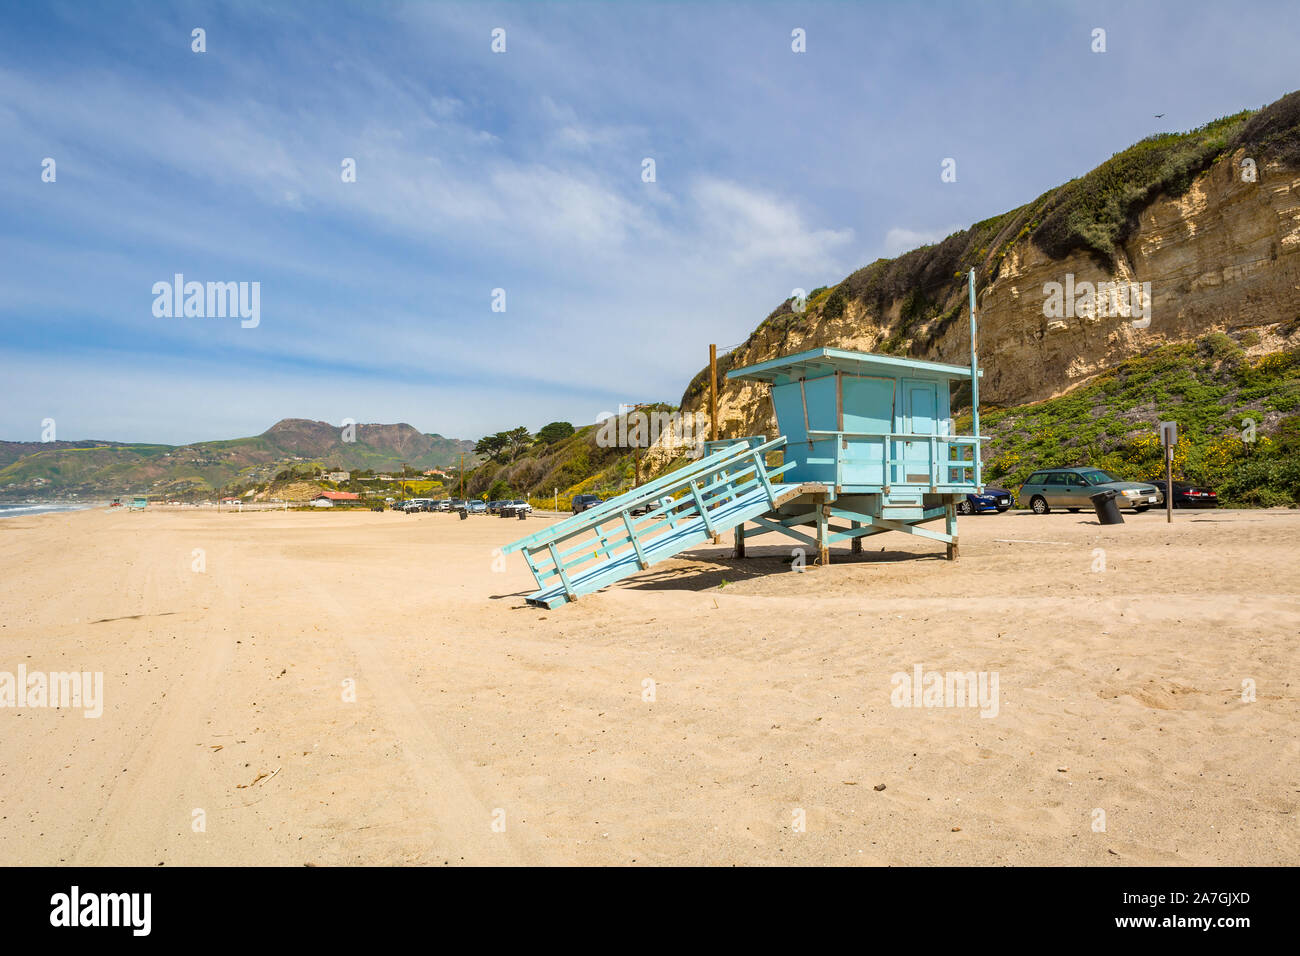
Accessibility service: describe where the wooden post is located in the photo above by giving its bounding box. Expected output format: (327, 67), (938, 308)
(709, 344), (719, 443)
(851, 520), (862, 554)
(734, 520), (746, 559)
(818, 504), (831, 566)
(945, 499), (959, 560)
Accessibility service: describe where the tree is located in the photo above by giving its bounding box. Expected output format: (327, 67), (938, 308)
(536, 421), (575, 445)
(475, 434), (507, 461)
(503, 426), (532, 461)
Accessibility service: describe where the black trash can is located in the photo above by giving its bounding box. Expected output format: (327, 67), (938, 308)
(517, 508), (527, 520)
(458, 508), (468, 520)
(1089, 489), (1124, 525)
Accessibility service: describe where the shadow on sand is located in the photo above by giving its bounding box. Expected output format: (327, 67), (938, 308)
(618, 545), (943, 594)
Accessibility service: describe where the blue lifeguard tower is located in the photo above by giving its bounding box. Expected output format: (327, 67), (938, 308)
(502, 274), (986, 607)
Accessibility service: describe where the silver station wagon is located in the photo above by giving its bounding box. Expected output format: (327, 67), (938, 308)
(1018, 467), (1164, 514)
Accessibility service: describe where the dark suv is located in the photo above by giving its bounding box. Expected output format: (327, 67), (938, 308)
(572, 494), (603, 514)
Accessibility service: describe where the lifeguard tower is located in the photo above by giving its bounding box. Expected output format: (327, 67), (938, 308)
(502, 274), (987, 608)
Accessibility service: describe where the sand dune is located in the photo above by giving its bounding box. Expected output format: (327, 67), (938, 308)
(0, 506), (1295, 865)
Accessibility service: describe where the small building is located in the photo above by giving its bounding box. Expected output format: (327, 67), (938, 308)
(129, 496), (148, 510)
(324, 471), (350, 483)
(311, 491), (360, 508)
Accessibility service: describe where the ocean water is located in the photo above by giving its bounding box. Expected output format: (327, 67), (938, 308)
(0, 502), (101, 519)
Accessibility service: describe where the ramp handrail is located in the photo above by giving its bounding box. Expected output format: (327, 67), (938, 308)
(503, 436), (791, 604)
(502, 436), (786, 556)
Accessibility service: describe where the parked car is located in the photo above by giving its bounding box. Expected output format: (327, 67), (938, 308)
(500, 499), (532, 517)
(448, 499), (466, 512)
(630, 493), (674, 516)
(957, 486), (1013, 514)
(572, 494), (603, 514)
(468, 500), (487, 514)
(1144, 477), (1220, 508)
(1019, 467), (1163, 514)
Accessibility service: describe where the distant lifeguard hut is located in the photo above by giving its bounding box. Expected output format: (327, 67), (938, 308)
(129, 495), (148, 510)
(503, 273), (986, 607)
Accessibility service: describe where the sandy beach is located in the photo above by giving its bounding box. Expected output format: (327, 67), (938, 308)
(0, 506), (1296, 866)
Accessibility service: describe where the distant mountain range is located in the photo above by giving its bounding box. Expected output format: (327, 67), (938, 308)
(0, 419), (477, 499)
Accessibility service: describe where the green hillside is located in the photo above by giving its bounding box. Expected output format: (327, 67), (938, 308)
(966, 330), (1300, 506)
(0, 420), (476, 500)
(464, 422), (641, 509)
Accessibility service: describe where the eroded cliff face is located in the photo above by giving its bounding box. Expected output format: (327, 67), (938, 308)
(660, 150), (1300, 465)
(964, 150), (1300, 406)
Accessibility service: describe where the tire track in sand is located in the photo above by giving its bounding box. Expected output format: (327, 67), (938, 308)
(302, 575), (523, 865)
(70, 533), (240, 865)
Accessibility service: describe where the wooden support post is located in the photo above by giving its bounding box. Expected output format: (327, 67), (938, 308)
(709, 344), (719, 443)
(709, 344), (721, 544)
(851, 520), (862, 554)
(818, 504), (831, 566)
(945, 499), (959, 560)
(734, 520), (746, 559)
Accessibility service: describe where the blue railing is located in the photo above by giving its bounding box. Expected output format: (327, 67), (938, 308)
(503, 436), (792, 603)
(803, 429), (987, 491)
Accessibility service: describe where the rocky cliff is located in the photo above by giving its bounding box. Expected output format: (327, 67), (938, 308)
(671, 91), (1300, 450)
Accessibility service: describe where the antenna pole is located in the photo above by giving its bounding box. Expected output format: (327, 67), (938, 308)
(968, 269), (981, 490)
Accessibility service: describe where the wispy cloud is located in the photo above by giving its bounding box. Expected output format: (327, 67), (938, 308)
(882, 226), (963, 258)
(1, 0), (1297, 443)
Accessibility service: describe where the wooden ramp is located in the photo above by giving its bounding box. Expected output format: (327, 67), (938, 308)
(502, 437), (796, 608)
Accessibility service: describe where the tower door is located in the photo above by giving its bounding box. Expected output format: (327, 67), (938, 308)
(900, 379), (937, 485)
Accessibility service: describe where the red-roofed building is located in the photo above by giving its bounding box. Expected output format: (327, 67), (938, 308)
(311, 491), (360, 508)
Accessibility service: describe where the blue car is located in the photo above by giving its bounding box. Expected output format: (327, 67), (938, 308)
(957, 486), (1013, 514)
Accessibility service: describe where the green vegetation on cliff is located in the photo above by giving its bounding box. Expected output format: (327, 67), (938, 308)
(962, 330), (1300, 506)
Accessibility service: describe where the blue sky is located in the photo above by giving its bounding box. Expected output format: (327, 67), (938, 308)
(2, 0), (1297, 444)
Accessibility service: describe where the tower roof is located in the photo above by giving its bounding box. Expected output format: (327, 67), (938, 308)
(727, 346), (980, 385)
